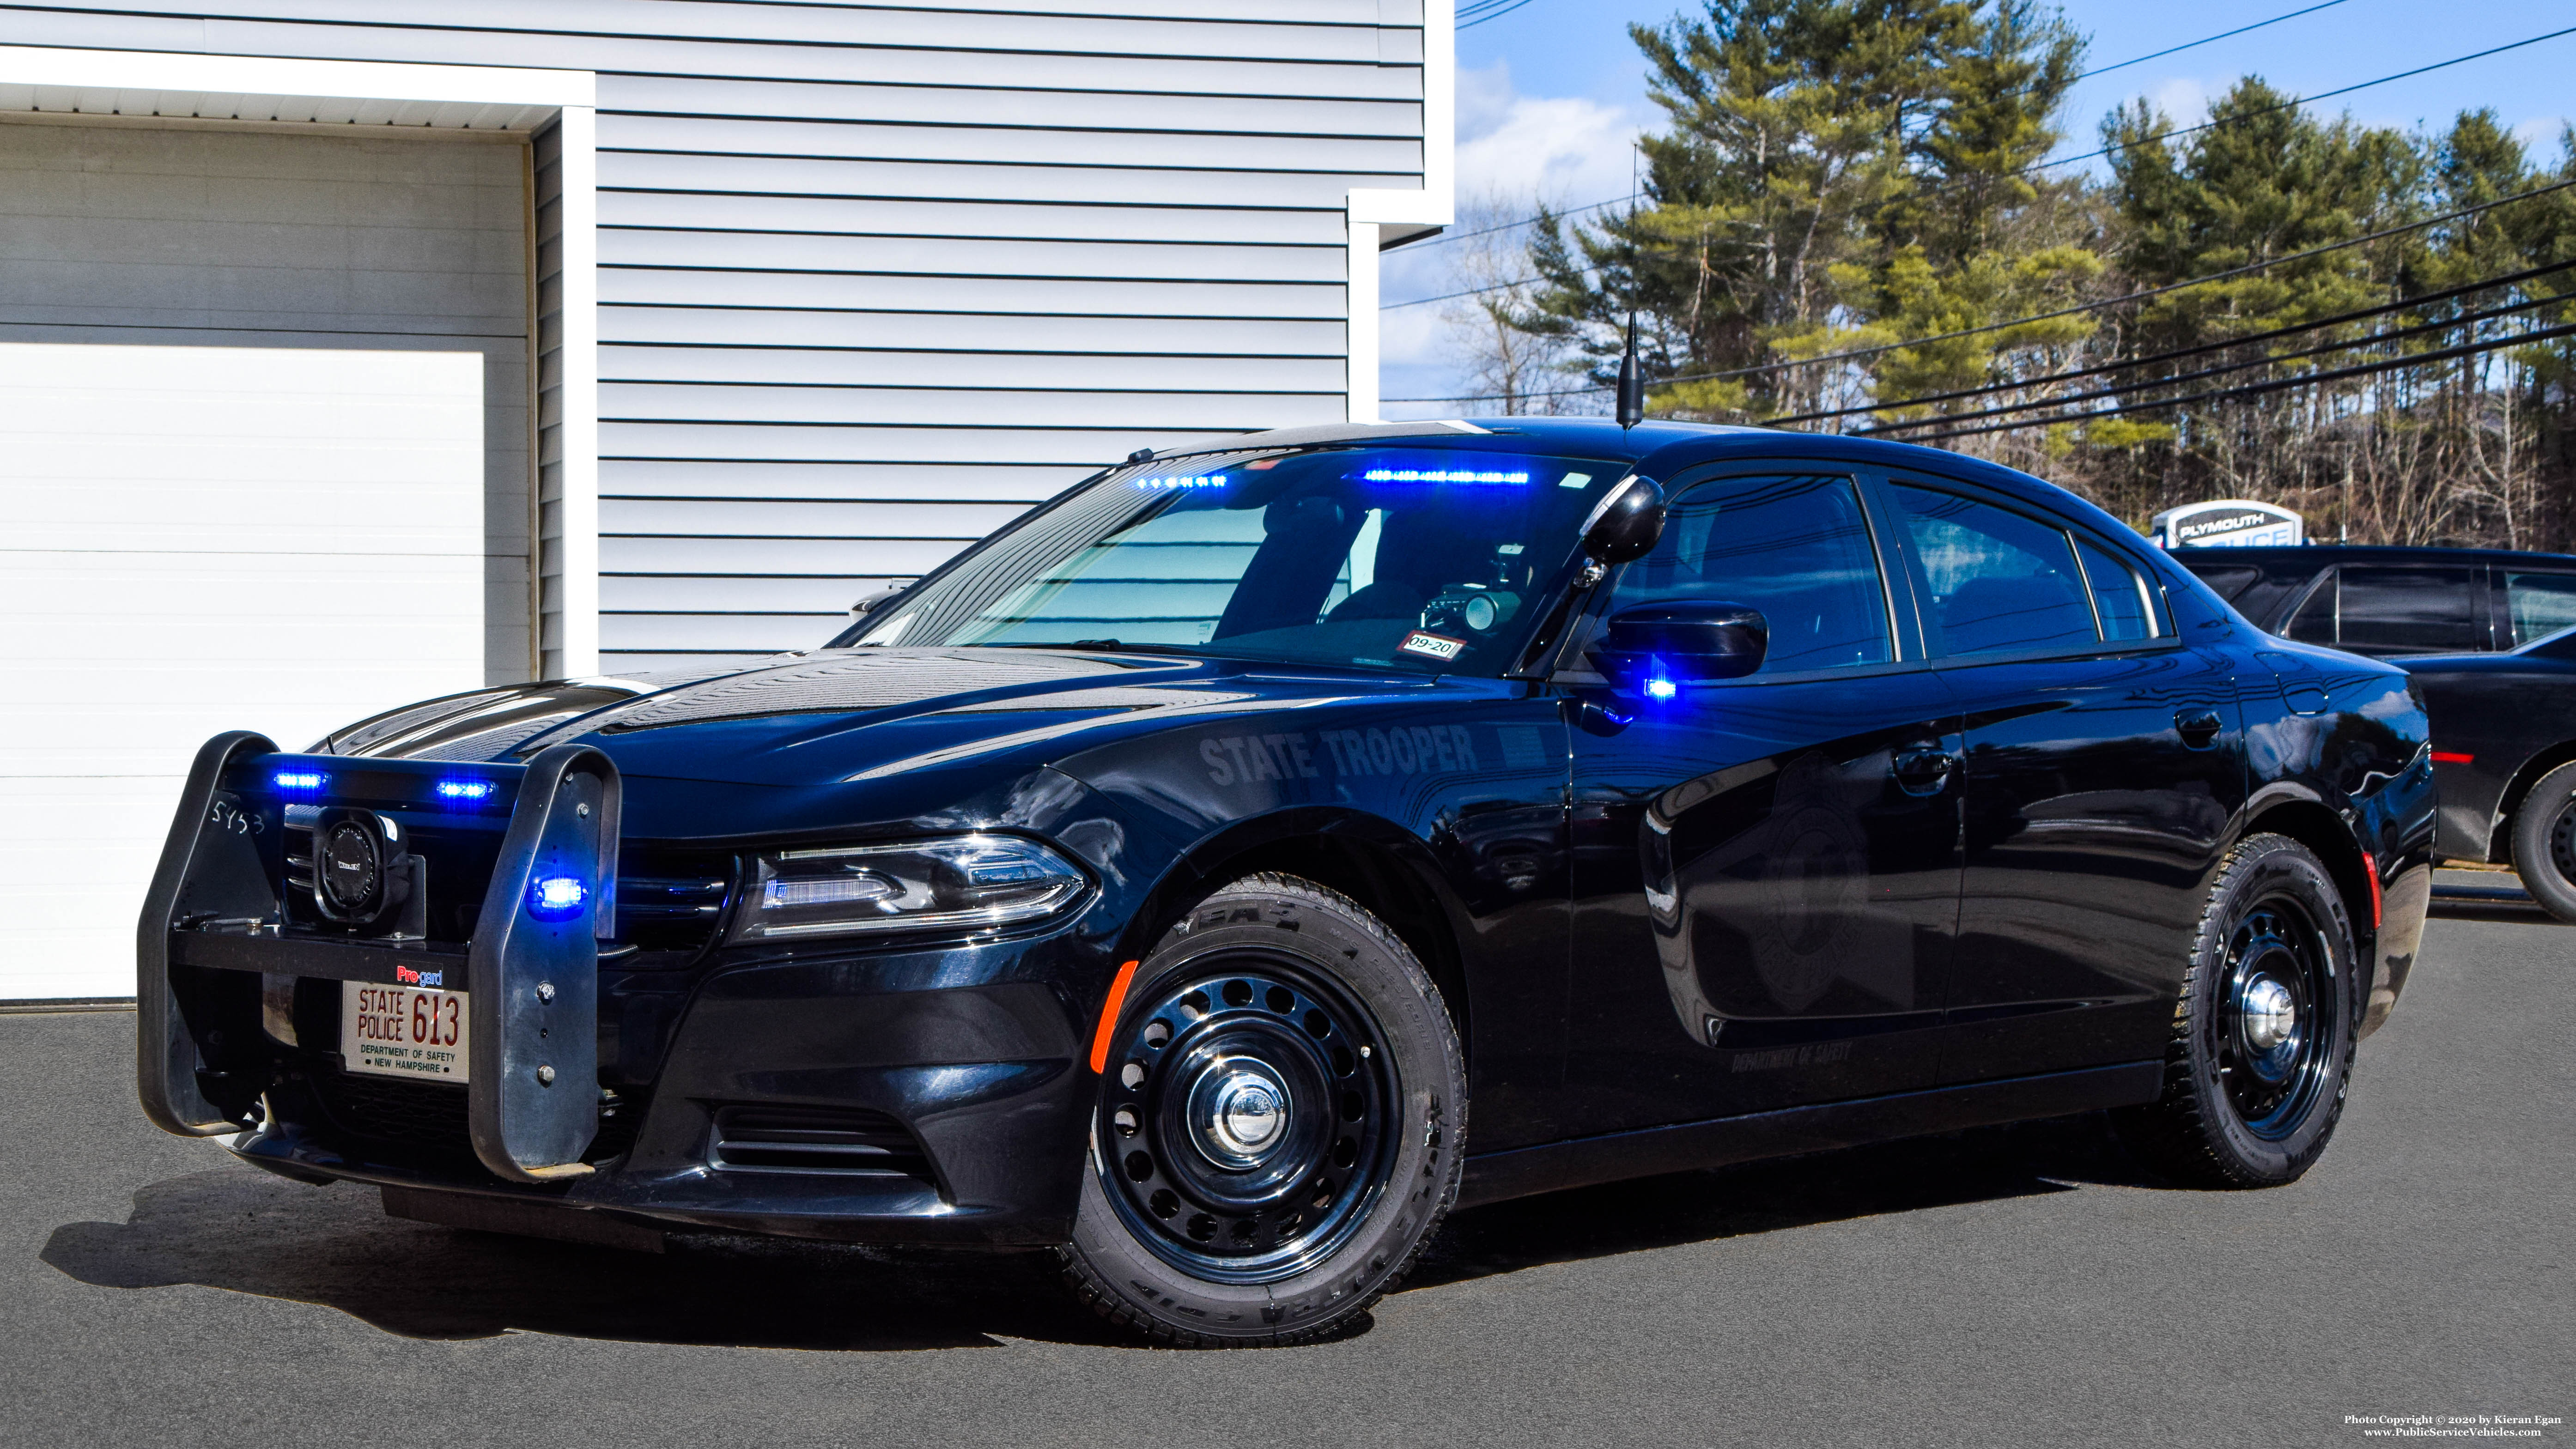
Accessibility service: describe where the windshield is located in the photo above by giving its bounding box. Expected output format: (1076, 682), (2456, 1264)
(836, 446), (1630, 675)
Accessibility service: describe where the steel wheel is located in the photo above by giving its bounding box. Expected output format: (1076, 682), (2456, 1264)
(2114, 832), (2358, 1188)
(2211, 896), (2333, 1140)
(1096, 958), (1393, 1285)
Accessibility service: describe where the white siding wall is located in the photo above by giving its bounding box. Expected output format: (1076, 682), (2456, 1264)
(0, 1), (1431, 673)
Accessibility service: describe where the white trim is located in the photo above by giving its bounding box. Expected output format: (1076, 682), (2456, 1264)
(0, 43), (600, 677)
(0, 44), (591, 123)
(1344, 2), (1455, 423)
(550, 104), (602, 676)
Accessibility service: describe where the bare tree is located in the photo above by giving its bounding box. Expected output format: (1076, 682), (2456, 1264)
(1435, 192), (1581, 415)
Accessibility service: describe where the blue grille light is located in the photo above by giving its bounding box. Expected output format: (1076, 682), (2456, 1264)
(527, 875), (589, 921)
(435, 779), (496, 801)
(1361, 468), (1531, 485)
(272, 770), (326, 792)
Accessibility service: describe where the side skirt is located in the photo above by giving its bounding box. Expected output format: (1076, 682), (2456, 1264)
(1457, 1061), (2163, 1210)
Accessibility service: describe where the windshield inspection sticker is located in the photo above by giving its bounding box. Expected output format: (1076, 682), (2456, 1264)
(1398, 631), (1466, 661)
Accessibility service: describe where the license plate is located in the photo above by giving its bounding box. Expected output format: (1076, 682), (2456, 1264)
(341, 980), (470, 1082)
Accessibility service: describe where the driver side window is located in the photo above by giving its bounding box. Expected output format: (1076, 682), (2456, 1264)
(1610, 474), (1895, 674)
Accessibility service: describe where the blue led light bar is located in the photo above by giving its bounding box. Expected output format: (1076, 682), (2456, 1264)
(435, 779), (497, 800)
(526, 875), (589, 921)
(1136, 473), (1227, 491)
(272, 770), (327, 791)
(1361, 468), (1531, 485)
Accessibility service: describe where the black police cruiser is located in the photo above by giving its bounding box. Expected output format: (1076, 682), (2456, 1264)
(139, 418), (2436, 1346)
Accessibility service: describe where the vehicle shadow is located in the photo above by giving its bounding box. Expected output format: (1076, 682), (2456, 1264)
(1407, 1111), (2149, 1291)
(41, 1113), (2151, 1350)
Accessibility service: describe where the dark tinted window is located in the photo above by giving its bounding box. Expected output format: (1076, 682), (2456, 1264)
(1611, 474), (1891, 673)
(2286, 576), (2338, 642)
(2074, 538), (2160, 642)
(2182, 564), (2260, 601)
(1895, 486), (2097, 656)
(2336, 567), (2479, 653)
(2506, 571), (2576, 648)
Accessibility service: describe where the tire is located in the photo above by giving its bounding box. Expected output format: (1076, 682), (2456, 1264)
(2508, 759), (2576, 925)
(2113, 833), (2359, 1188)
(1056, 873), (1465, 1347)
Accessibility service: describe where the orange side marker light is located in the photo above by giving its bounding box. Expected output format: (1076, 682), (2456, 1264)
(1088, 960), (1142, 1074)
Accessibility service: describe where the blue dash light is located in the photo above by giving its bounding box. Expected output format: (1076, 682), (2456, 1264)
(1361, 468), (1530, 485)
(527, 874), (589, 921)
(272, 770), (327, 793)
(1137, 473), (1227, 491)
(436, 778), (497, 801)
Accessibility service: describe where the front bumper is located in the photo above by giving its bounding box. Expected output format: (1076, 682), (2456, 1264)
(227, 952), (1090, 1244)
(142, 732), (1105, 1247)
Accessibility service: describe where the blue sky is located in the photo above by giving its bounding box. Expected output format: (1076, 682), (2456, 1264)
(1380, 0), (2576, 415)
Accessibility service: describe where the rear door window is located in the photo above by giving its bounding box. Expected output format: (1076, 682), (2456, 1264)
(2505, 571), (2576, 647)
(2334, 567), (2480, 653)
(1892, 485), (2098, 656)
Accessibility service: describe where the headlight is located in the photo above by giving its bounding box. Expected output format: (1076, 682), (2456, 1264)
(727, 835), (1087, 942)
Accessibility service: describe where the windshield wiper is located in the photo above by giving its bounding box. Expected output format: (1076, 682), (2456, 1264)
(989, 639), (1205, 657)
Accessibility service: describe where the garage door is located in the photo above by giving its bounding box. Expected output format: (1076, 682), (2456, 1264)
(0, 342), (484, 1000)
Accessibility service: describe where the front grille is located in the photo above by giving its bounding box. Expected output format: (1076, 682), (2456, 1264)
(313, 1070), (470, 1153)
(309, 1069), (646, 1165)
(709, 1105), (932, 1180)
(613, 849), (735, 961)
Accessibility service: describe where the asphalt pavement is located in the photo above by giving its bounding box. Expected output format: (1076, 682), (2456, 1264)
(3, 895), (2567, 1449)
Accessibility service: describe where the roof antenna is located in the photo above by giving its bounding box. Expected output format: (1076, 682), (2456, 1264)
(1615, 312), (1645, 429)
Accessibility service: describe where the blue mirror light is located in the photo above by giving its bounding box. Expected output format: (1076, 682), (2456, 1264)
(527, 875), (589, 921)
(273, 770), (327, 792)
(1643, 677), (1678, 701)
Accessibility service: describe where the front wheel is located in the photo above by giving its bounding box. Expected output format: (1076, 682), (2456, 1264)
(2508, 758), (2576, 925)
(1056, 873), (1464, 1346)
(2114, 833), (2358, 1188)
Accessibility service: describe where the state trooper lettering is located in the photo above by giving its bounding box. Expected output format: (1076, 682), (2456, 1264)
(1200, 725), (1483, 786)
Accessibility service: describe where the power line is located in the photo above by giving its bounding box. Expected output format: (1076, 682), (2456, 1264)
(1379, 175), (2576, 402)
(1835, 291), (2572, 434)
(1760, 256), (2576, 427)
(2032, 23), (2576, 178)
(1380, 20), (2576, 306)
(1889, 320), (2576, 443)
(2075, 0), (2351, 81)
(1458, 0), (1538, 30)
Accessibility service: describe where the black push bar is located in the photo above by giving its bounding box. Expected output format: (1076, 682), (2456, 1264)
(137, 733), (621, 1183)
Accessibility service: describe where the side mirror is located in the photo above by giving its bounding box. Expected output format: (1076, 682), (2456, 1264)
(1580, 476), (1665, 566)
(849, 585), (906, 619)
(1588, 600), (1768, 689)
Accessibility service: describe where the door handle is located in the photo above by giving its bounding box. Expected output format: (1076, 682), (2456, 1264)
(1892, 746), (1956, 796)
(2175, 708), (2223, 748)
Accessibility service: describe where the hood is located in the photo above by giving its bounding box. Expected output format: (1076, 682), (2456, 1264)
(337, 648), (1445, 795)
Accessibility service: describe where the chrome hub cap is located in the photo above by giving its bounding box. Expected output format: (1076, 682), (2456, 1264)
(1096, 962), (1392, 1285)
(2239, 975), (2297, 1056)
(1189, 1060), (1291, 1168)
